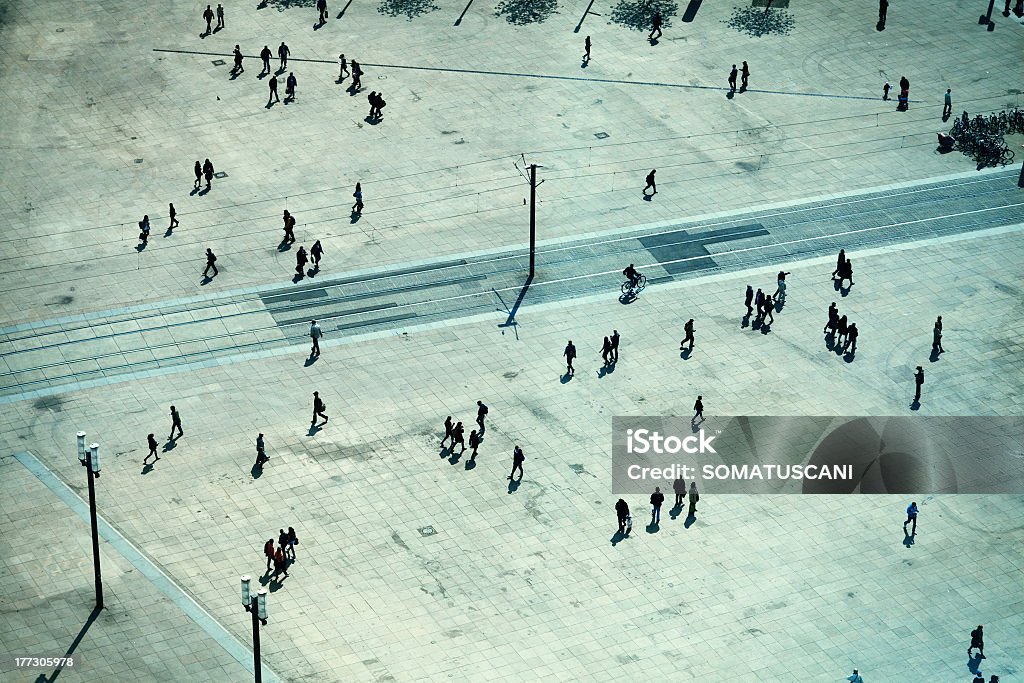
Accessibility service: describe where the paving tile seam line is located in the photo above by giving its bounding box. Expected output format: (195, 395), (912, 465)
(153, 48), (889, 102)
(1, 199), (1021, 395)
(0, 166), (1012, 337)
(0, 222), (1019, 408)
(11, 451), (282, 683)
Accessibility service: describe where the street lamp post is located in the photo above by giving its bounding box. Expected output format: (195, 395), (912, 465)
(240, 576), (269, 683)
(77, 431), (103, 610)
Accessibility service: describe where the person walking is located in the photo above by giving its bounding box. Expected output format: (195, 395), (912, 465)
(309, 319), (323, 356)
(847, 669), (864, 683)
(317, 0), (328, 23)
(264, 538), (276, 572)
(338, 53), (349, 79)
(648, 11), (662, 40)
(762, 295), (775, 324)
(583, 35), (591, 63)
(932, 316), (944, 353)
(878, 0), (887, 25)
(441, 416), (454, 447)
(144, 433), (159, 464)
(824, 302), (839, 335)
(831, 249), (846, 278)
(260, 45), (272, 74)
(169, 406), (184, 439)
(728, 64), (738, 93)
(278, 528), (289, 557)
(680, 319), (695, 350)
(295, 246), (308, 276)
(564, 340), (576, 375)
(600, 336), (612, 365)
(615, 499), (630, 534)
(203, 248), (218, 277)
(943, 88), (952, 119)
(216, 4), (225, 29)
(168, 203), (179, 230)
(476, 401), (488, 434)
(350, 60), (362, 90)
(255, 433), (269, 466)
(838, 257), (854, 287)
(468, 429), (481, 461)
(650, 486), (665, 525)
(914, 366), (924, 402)
(744, 285), (754, 315)
(282, 210), (296, 243)
(673, 476), (686, 507)
(268, 74), (280, 104)
(740, 61), (749, 90)
(311, 391), (328, 426)
(968, 625), (985, 658)
(754, 288), (764, 319)
(203, 4), (214, 34)
(285, 527), (298, 560)
(508, 445), (525, 480)
(610, 329), (620, 362)
(846, 323), (858, 352)
(273, 547), (288, 578)
(836, 314), (848, 346)
(138, 215), (150, 245)
(903, 501), (918, 535)
(310, 240), (323, 268)
(351, 182), (364, 214)
(203, 159), (214, 190)
(451, 421), (466, 454)
(278, 42), (290, 70)
(774, 271), (791, 302)
(194, 160), (202, 189)
(285, 72), (297, 102)
(643, 169), (657, 195)
(687, 481), (699, 517)
(232, 45), (244, 74)
(693, 395), (704, 423)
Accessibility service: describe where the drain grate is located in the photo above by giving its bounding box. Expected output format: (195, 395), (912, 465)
(418, 526), (436, 537)
(752, 0), (789, 6)
(594, 132), (610, 139)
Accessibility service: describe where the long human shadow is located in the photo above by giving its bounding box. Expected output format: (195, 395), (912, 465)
(496, 273), (533, 339)
(35, 605), (103, 682)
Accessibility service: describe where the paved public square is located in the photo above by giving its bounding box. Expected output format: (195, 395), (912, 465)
(1, 0), (1023, 680)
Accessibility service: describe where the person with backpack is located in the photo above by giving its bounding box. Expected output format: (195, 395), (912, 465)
(508, 445), (525, 480)
(615, 499), (630, 534)
(138, 215), (150, 244)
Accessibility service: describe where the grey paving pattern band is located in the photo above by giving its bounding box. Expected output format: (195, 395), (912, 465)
(12, 451), (281, 683)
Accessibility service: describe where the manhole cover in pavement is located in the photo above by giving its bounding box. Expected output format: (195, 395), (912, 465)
(212, 59), (226, 66)
(418, 526), (436, 536)
(594, 131), (610, 139)
(214, 171), (228, 178)
(134, 158), (143, 164)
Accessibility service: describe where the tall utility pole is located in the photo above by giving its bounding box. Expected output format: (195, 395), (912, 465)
(529, 163), (537, 278)
(77, 432), (103, 610)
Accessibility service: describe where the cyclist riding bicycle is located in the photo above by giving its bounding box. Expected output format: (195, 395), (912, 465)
(623, 264), (641, 287)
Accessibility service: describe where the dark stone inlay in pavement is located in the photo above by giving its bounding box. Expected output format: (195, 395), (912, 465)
(275, 302), (398, 327)
(270, 288), (328, 303)
(335, 312), (417, 331)
(640, 224), (768, 274)
(211, 59), (225, 66)
(259, 258), (469, 302)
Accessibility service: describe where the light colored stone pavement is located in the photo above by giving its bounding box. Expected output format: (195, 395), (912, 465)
(1, 223), (1022, 681)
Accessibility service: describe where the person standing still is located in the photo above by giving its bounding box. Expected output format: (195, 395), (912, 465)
(564, 340), (576, 375)
(650, 487), (664, 525)
(615, 499), (630, 534)
(643, 169), (657, 195)
(203, 248), (218, 277)
(260, 45), (272, 75)
(728, 64), (738, 92)
(216, 4), (225, 29)
(144, 433), (158, 464)
(203, 159), (214, 190)
(914, 366), (924, 402)
(932, 316), (944, 353)
(309, 320), (323, 357)
(903, 501), (918, 535)
(278, 42), (290, 70)
(943, 89), (952, 119)
(610, 329), (620, 362)
(508, 445), (525, 480)
(740, 61), (749, 90)
(169, 406), (184, 439)
(688, 481), (699, 517)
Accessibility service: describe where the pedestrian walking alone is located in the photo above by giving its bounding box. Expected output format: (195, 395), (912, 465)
(216, 4), (225, 29)
(693, 395), (704, 423)
(295, 246), (308, 276)
(138, 215), (150, 245)
(610, 329), (620, 361)
(897, 75), (910, 110)
(317, 0), (328, 23)
(309, 320), (322, 356)
(232, 45), (244, 74)
(728, 64), (738, 92)
(310, 240), (323, 268)
(649, 11), (662, 40)
(564, 340), (576, 375)
(508, 445), (525, 480)
(203, 248), (218, 277)
(914, 366), (924, 402)
(740, 61), (749, 90)
(311, 391), (328, 426)
(144, 433), (158, 464)
(282, 210), (296, 243)
(203, 159), (214, 190)
(883, 82), (891, 100)
(774, 270), (790, 302)
(264, 538), (275, 571)
(169, 405), (184, 439)
(680, 319), (695, 350)
(932, 316), (944, 353)
(968, 625), (985, 658)
(476, 400), (488, 434)
(203, 5), (214, 34)
(615, 499), (630, 534)
(255, 433), (269, 466)
(650, 486), (664, 525)
(351, 182), (363, 213)
(583, 36), (591, 63)
(643, 169), (657, 195)
(278, 42), (290, 69)
(688, 481), (699, 517)
(168, 203), (178, 229)
(744, 285), (754, 315)
(903, 501), (918, 534)
(943, 88), (952, 119)
(673, 476), (686, 507)
(285, 72), (297, 102)
(260, 45), (272, 74)
(878, 0), (887, 25)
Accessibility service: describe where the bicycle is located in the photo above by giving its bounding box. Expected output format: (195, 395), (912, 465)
(621, 273), (647, 298)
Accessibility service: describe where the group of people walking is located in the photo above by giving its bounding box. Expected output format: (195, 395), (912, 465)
(614, 478), (700, 535)
(440, 401), (488, 462)
(823, 302), (859, 352)
(263, 527), (298, 579)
